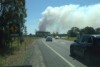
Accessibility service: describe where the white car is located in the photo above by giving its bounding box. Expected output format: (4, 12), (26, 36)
(55, 36), (60, 39)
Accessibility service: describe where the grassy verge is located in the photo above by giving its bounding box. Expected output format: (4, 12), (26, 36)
(63, 37), (77, 41)
(0, 36), (39, 66)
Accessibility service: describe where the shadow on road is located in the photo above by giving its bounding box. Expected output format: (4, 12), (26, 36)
(70, 55), (100, 67)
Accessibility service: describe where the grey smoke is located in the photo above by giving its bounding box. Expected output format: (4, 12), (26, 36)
(38, 4), (100, 33)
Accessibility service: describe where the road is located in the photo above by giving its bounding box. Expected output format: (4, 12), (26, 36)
(6, 38), (100, 67)
(37, 38), (100, 67)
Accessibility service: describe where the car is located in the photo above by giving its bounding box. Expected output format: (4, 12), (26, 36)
(46, 36), (53, 41)
(70, 34), (100, 63)
(55, 36), (60, 39)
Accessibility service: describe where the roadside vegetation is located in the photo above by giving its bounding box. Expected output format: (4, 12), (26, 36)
(67, 26), (100, 37)
(0, 0), (28, 66)
(0, 36), (38, 66)
(64, 37), (77, 41)
(65, 26), (100, 41)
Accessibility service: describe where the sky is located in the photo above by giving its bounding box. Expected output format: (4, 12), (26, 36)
(26, 0), (100, 34)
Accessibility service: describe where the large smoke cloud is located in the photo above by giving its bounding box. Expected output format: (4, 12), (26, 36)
(38, 4), (100, 33)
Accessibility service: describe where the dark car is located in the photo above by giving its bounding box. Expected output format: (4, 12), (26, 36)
(46, 36), (53, 41)
(70, 34), (100, 63)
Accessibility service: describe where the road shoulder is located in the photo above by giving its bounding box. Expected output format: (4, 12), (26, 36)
(31, 40), (46, 67)
(1, 39), (46, 67)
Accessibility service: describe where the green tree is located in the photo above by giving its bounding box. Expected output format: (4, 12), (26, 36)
(0, 0), (27, 49)
(67, 27), (80, 37)
(52, 32), (56, 37)
(95, 28), (100, 34)
(23, 26), (27, 36)
(80, 26), (95, 35)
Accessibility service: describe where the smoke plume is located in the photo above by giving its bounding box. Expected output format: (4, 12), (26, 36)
(39, 4), (100, 33)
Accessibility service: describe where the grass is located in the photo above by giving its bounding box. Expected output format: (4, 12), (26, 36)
(64, 36), (77, 41)
(0, 36), (38, 66)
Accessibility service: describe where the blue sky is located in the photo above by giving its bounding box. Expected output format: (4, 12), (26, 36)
(26, 0), (100, 34)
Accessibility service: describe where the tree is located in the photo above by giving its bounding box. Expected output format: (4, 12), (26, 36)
(67, 27), (80, 37)
(23, 26), (27, 36)
(29, 33), (33, 37)
(95, 28), (100, 34)
(80, 26), (95, 35)
(0, 0), (27, 49)
(52, 32), (56, 37)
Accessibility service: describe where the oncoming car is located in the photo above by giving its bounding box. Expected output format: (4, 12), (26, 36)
(55, 36), (60, 39)
(70, 34), (100, 63)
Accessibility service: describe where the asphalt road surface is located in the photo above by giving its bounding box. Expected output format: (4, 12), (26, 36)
(37, 38), (100, 67)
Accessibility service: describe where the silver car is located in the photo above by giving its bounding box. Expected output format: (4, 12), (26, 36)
(46, 36), (53, 41)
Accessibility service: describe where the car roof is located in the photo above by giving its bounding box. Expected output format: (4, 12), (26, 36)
(47, 36), (52, 38)
(91, 35), (100, 38)
(82, 34), (100, 38)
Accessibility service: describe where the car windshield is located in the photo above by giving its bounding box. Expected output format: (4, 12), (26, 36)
(47, 36), (52, 38)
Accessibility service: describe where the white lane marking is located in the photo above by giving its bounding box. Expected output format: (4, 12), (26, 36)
(42, 41), (75, 67)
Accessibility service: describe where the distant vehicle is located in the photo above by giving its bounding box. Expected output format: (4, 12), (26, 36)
(70, 34), (100, 63)
(46, 36), (53, 41)
(55, 36), (60, 39)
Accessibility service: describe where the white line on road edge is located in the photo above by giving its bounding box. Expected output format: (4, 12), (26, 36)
(42, 41), (75, 67)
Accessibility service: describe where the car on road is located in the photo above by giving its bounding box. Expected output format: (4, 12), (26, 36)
(55, 36), (60, 39)
(46, 36), (53, 41)
(70, 34), (100, 63)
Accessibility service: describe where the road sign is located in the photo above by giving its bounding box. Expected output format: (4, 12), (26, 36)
(9, 23), (20, 37)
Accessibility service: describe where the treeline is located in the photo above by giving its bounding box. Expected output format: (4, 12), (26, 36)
(67, 26), (100, 37)
(0, 0), (27, 53)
